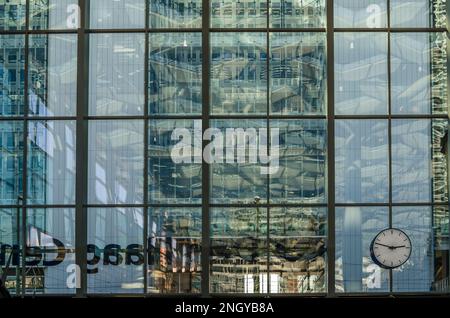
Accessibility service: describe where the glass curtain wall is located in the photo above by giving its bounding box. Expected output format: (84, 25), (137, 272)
(0, 0), (448, 296)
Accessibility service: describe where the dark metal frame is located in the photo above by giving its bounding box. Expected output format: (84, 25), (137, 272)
(0, 0), (449, 297)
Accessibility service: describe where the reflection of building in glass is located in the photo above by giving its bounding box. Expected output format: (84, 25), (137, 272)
(0, 0), (449, 297)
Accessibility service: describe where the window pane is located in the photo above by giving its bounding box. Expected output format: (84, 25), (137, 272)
(88, 120), (144, 204)
(334, 0), (387, 28)
(335, 120), (389, 204)
(270, 33), (326, 115)
(210, 119), (268, 204)
(392, 119), (447, 203)
(0, 208), (21, 295)
(0, 0), (25, 30)
(148, 207), (201, 294)
(211, 33), (267, 115)
(270, 120), (327, 204)
(29, 34), (77, 117)
(0, 34), (25, 117)
(150, 0), (202, 28)
(210, 207), (268, 293)
(335, 32), (388, 115)
(336, 206), (390, 293)
(149, 33), (202, 115)
(390, 0), (447, 28)
(270, 207), (327, 293)
(391, 32), (447, 115)
(87, 208), (144, 294)
(149, 120), (202, 204)
(211, 0), (267, 28)
(26, 208), (75, 295)
(90, 0), (145, 29)
(270, 0), (326, 28)
(431, 120), (448, 203)
(89, 33), (145, 116)
(392, 206), (435, 292)
(0, 121), (23, 205)
(30, 0), (79, 30)
(27, 121), (76, 205)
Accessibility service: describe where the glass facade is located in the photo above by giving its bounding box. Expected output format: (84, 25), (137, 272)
(0, 0), (449, 297)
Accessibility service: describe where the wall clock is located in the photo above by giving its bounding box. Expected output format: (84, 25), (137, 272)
(370, 228), (412, 269)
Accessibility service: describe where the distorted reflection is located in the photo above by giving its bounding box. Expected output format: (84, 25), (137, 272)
(28, 34), (77, 117)
(149, 33), (202, 115)
(211, 0), (267, 28)
(270, 33), (326, 115)
(270, 207), (327, 293)
(211, 33), (267, 115)
(335, 32), (388, 115)
(391, 32), (447, 115)
(88, 120), (144, 204)
(148, 207), (201, 294)
(149, 120), (202, 203)
(0, 35), (25, 116)
(87, 208), (144, 294)
(270, 0), (326, 28)
(150, 0), (202, 28)
(27, 121), (76, 205)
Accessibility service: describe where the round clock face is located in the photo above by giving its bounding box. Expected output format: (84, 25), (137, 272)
(370, 228), (412, 269)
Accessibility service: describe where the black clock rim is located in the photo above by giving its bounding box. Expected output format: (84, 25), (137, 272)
(369, 227), (412, 270)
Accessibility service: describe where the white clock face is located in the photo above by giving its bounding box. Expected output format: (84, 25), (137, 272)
(370, 228), (412, 269)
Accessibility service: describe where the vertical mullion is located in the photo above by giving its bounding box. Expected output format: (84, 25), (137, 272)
(75, 0), (89, 297)
(201, 0), (211, 297)
(387, 0), (394, 293)
(266, 0), (270, 296)
(446, 0), (450, 293)
(326, 0), (335, 297)
(143, 0), (150, 296)
(20, 0), (30, 298)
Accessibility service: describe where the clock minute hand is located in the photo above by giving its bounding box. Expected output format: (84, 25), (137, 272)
(374, 242), (393, 249)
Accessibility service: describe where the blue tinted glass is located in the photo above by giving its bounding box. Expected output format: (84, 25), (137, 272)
(29, 34), (77, 117)
(334, 0), (387, 28)
(390, 0), (447, 28)
(392, 206), (432, 292)
(391, 119), (432, 203)
(210, 119), (268, 204)
(149, 120), (202, 204)
(27, 121), (76, 205)
(26, 208), (75, 294)
(149, 33), (202, 115)
(90, 0), (145, 29)
(30, 0), (79, 30)
(270, 33), (326, 115)
(0, 121), (23, 205)
(87, 208), (144, 294)
(335, 33), (388, 115)
(210, 207), (268, 293)
(89, 33), (145, 116)
(391, 32), (447, 115)
(270, 120), (327, 204)
(0, 208), (21, 295)
(150, 0), (202, 28)
(88, 120), (144, 204)
(211, 33), (267, 115)
(335, 120), (389, 203)
(147, 207), (201, 294)
(270, 207), (327, 293)
(211, 0), (267, 28)
(336, 206), (390, 293)
(0, 34), (25, 116)
(270, 0), (326, 28)
(0, 0), (25, 30)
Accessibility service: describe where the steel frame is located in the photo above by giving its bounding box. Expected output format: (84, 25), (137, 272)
(0, 0), (448, 297)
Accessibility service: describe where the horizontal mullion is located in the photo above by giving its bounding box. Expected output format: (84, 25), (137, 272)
(334, 28), (447, 32)
(86, 28), (202, 33)
(335, 202), (449, 207)
(334, 114), (448, 120)
(210, 28), (326, 32)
